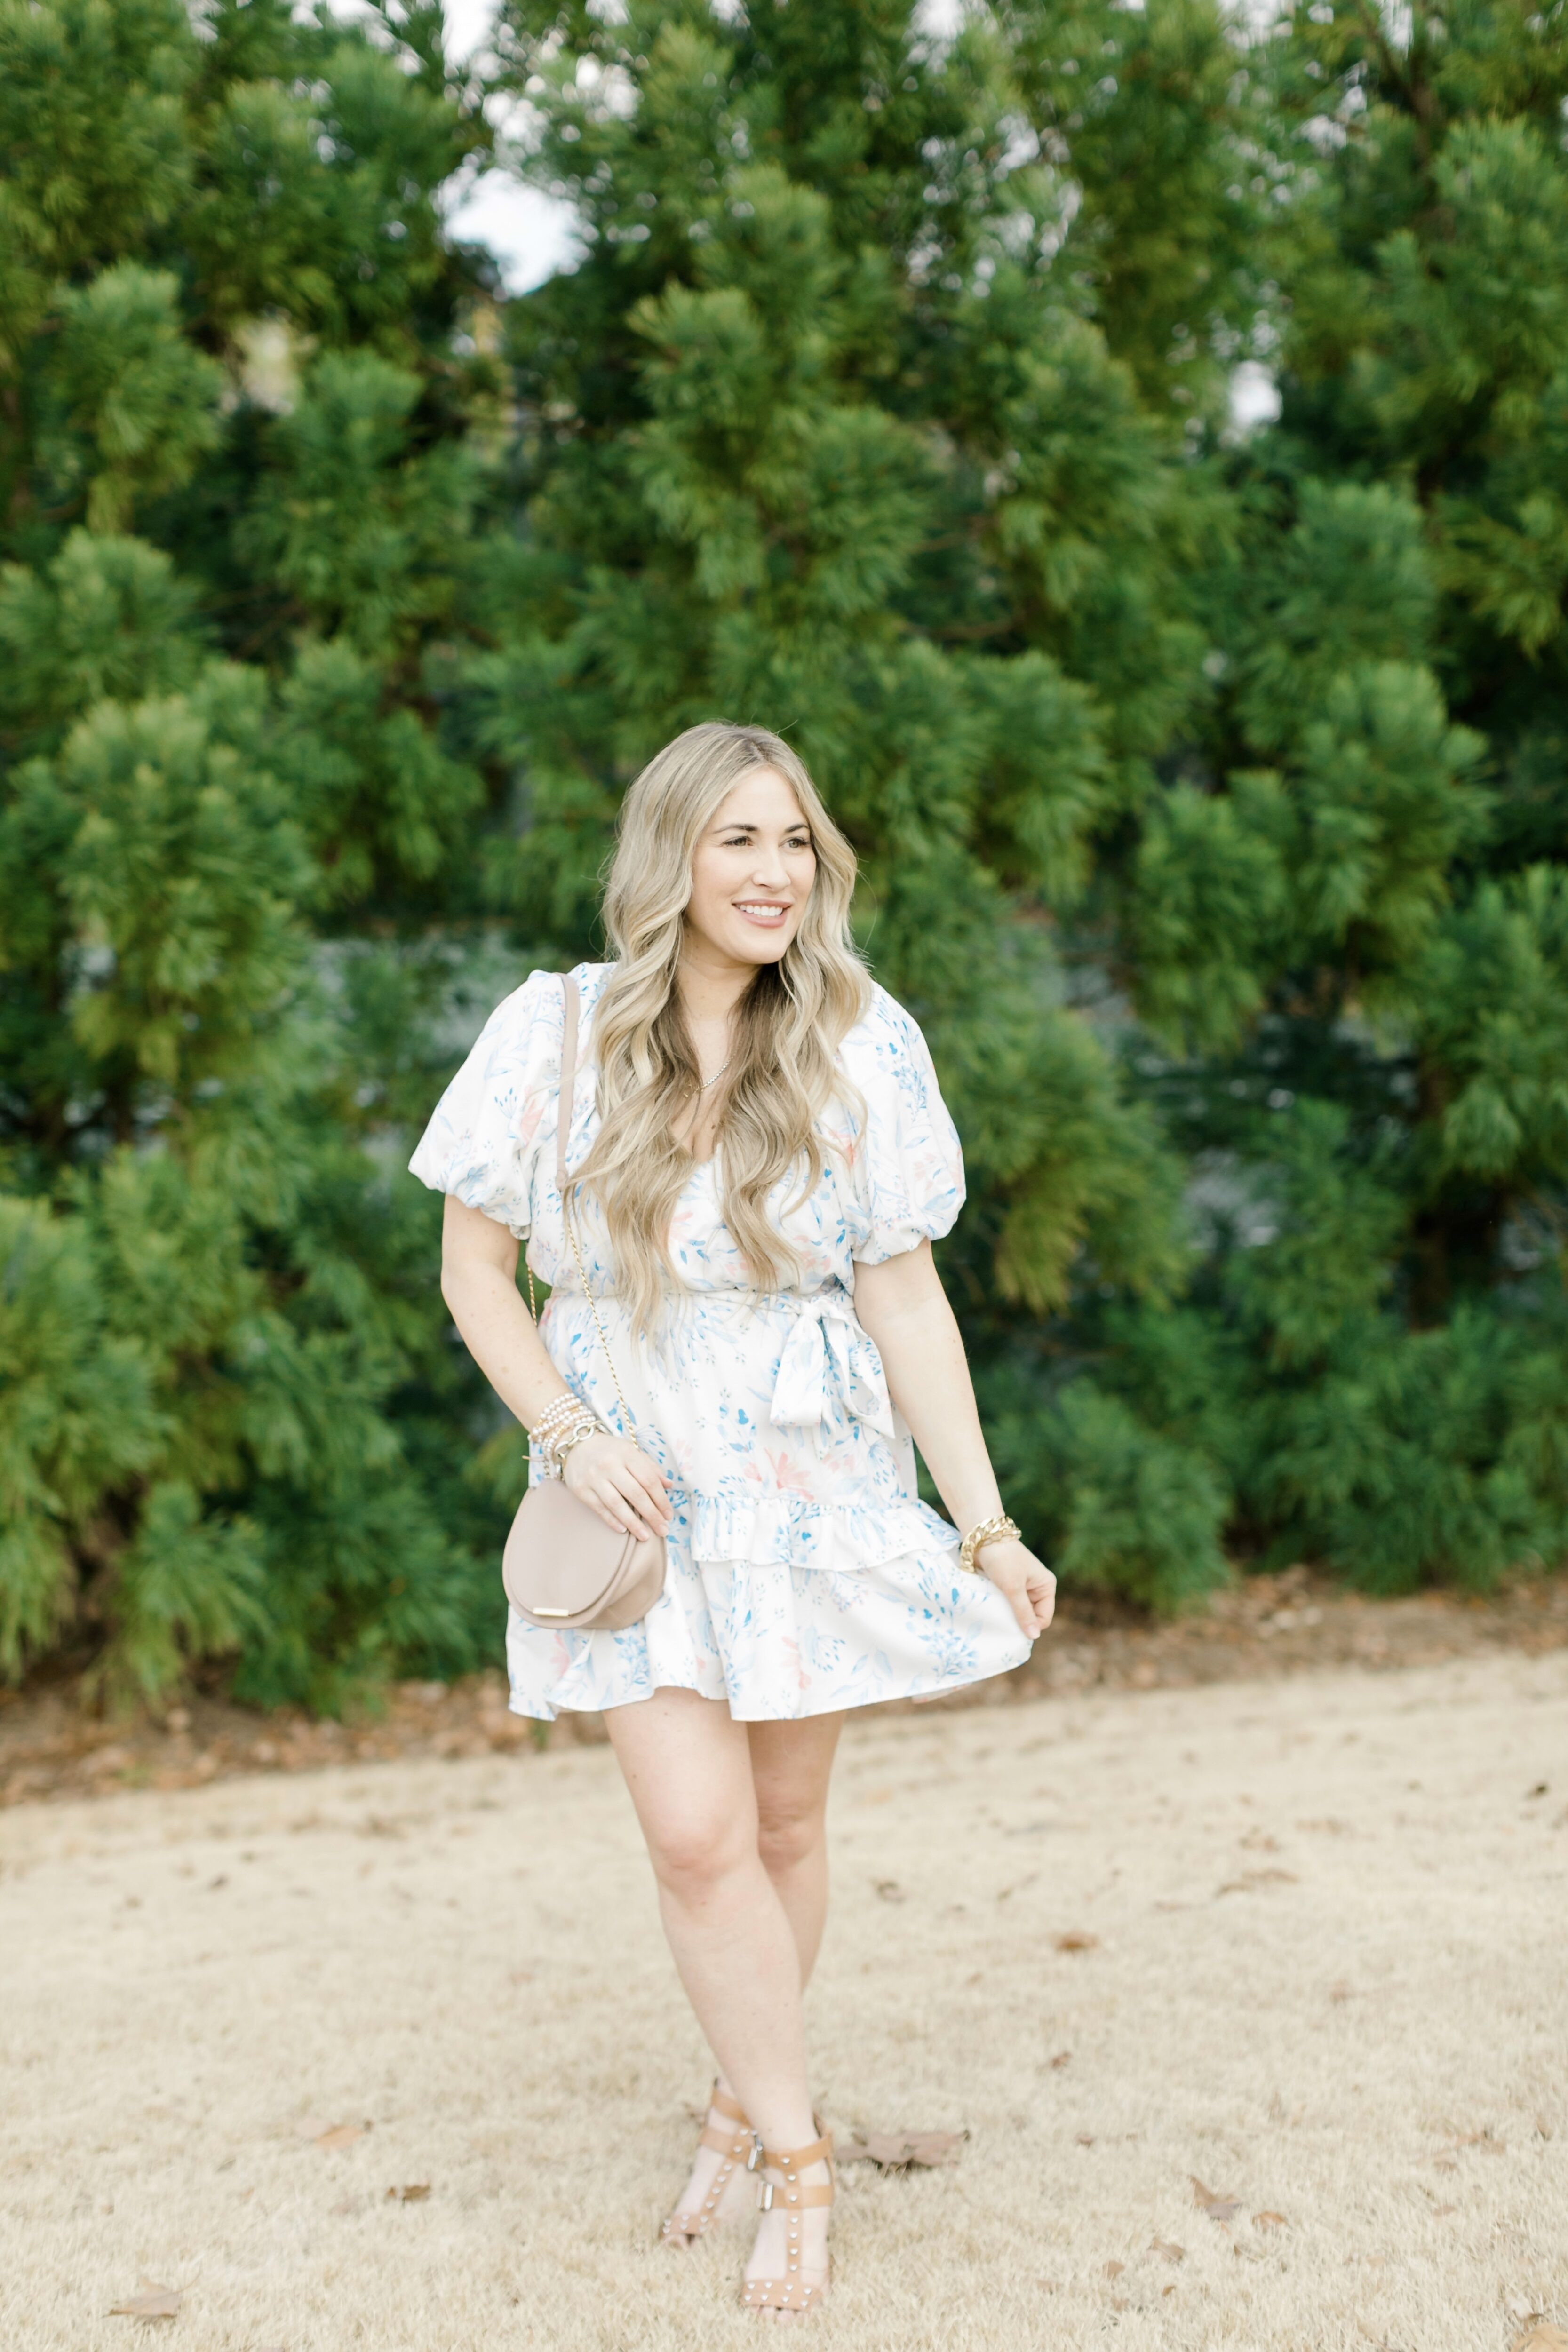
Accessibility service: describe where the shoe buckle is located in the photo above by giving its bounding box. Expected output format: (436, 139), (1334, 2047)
(746, 2136), (763, 2173)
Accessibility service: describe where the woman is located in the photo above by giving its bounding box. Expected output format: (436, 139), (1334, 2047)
(412, 722), (1055, 2319)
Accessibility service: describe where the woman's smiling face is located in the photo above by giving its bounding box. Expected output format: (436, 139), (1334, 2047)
(684, 767), (817, 971)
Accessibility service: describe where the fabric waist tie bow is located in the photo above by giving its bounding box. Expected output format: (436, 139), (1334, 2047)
(769, 1289), (895, 1440)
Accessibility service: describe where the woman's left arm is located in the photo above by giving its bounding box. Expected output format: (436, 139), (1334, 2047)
(853, 1240), (1055, 1640)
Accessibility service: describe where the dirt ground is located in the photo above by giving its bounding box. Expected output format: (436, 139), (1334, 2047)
(2, 1642), (1565, 2352)
(4, 1566), (1566, 1809)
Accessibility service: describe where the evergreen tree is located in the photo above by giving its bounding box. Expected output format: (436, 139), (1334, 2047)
(1100, 0), (1568, 1588)
(0, 0), (510, 1706)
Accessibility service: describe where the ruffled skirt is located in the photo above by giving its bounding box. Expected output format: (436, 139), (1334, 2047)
(505, 1499), (1033, 1723)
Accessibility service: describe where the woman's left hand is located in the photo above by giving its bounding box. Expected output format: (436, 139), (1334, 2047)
(976, 1537), (1056, 1640)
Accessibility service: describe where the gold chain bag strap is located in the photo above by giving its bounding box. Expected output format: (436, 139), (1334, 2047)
(501, 975), (668, 1633)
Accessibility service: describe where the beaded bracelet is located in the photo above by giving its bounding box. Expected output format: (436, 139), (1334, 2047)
(533, 1391), (586, 1449)
(529, 1393), (606, 1481)
(541, 1383), (588, 1439)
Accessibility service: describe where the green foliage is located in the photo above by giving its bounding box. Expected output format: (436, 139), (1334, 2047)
(35, 263), (224, 532)
(983, 1360), (1233, 1613)
(1253, 1302), (1568, 1595)
(1414, 866), (1568, 1183)
(2, 0), (1565, 1714)
(0, 1194), (159, 1673)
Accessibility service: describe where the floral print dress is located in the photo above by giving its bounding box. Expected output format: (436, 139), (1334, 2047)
(409, 963), (1032, 1722)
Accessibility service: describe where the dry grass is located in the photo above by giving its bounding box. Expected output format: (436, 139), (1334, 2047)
(3, 1649), (1566, 2352)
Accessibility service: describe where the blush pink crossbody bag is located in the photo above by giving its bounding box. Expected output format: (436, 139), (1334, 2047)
(501, 974), (668, 1633)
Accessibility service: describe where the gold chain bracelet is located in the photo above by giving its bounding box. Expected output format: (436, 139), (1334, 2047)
(959, 1512), (1021, 1575)
(550, 1418), (605, 1470)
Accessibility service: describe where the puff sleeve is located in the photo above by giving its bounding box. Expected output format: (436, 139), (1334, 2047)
(407, 969), (565, 1237)
(839, 986), (966, 1264)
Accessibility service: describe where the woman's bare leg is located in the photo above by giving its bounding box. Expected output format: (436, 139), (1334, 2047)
(651, 1708), (844, 2238)
(748, 1711), (844, 1989)
(607, 1688), (833, 2310)
(607, 1688), (816, 2145)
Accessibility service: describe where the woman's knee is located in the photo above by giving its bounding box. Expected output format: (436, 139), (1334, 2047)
(755, 1795), (825, 1876)
(645, 1806), (751, 1899)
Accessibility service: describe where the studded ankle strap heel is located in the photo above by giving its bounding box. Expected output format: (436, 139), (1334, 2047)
(660, 2083), (760, 2247)
(740, 2130), (834, 2317)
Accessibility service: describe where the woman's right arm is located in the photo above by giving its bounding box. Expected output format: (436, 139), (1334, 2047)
(440, 1195), (672, 1542)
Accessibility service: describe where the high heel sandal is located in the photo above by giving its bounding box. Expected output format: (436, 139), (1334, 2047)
(659, 2083), (760, 2247)
(740, 2130), (834, 2317)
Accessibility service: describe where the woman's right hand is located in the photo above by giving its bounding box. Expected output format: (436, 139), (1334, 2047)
(562, 1431), (673, 1542)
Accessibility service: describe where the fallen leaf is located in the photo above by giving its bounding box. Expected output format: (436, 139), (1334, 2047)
(1162, 2282), (1178, 2297)
(836, 2129), (966, 2169)
(872, 1879), (905, 1903)
(1150, 2236), (1185, 2262)
(1049, 2050), (1071, 2069)
(386, 2183), (430, 2201)
(1102, 2259), (1124, 2279)
(1254, 2209), (1288, 2228)
(313, 2124), (365, 2152)
(1054, 1930), (1099, 1952)
(109, 2282), (182, 2319)
(1191, 2176), (1242, 2223)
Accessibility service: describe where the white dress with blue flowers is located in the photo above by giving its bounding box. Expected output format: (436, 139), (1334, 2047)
(409, 963), (1031, 1722)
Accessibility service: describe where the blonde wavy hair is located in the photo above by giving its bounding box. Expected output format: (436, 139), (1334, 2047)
(571, 723), (870, 1330)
